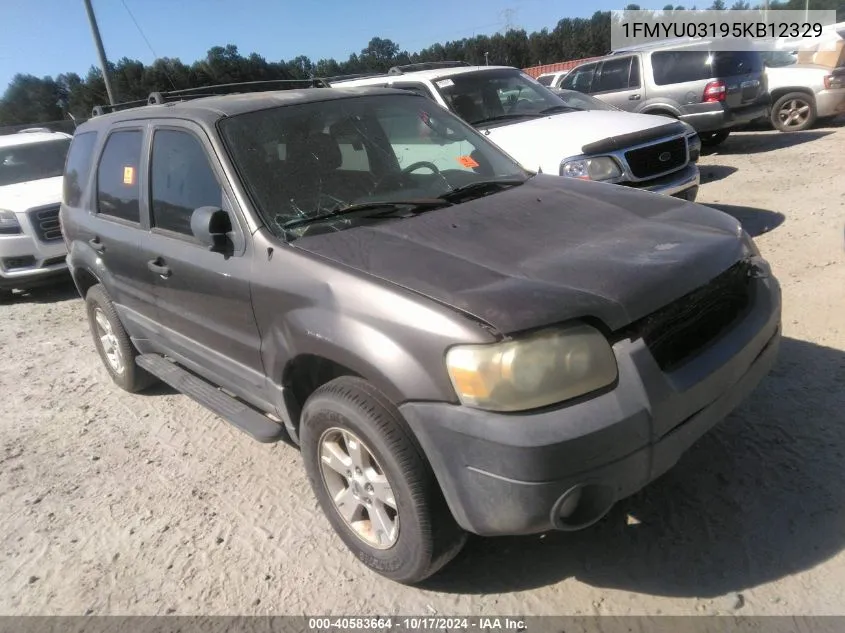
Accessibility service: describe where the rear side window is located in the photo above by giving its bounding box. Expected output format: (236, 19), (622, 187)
(63, 132), (97, 207)
(594, 57), (637, 92)
(651, 51), (713, 85)
(96, 130), (143, 222)
(150, 129), (222, 236)
(561, 63), (598, 93)
(713, 51), (763, 76)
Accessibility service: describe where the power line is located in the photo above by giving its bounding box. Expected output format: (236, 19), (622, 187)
(120, 0), (178, 90)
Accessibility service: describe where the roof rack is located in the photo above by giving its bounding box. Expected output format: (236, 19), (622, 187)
(387, 61), (471, 75)
(91, 78), (329, 117)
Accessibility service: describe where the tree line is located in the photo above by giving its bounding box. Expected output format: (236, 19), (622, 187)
(1, 0), (842, 126)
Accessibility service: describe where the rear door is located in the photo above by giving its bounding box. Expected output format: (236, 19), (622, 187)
(592, 56), (642, 111)
(143, 120), (267, 405)
(712, 51), (766, 109)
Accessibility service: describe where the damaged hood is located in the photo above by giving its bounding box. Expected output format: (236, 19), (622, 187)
(293, 175), (747, 334)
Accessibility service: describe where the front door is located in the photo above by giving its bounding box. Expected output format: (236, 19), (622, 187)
(143, 122), (268, 407)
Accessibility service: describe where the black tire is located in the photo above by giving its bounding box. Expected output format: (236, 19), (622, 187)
(771, 92), (817, 132)
(300, 376), (466, 584)
(699, 130), (731, 147)
(85, 284), (157, 393)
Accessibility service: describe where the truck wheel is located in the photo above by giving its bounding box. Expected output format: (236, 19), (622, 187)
(300, 376), (466, 584)
(85, 284), (157, 393)
(699, 130), (730, 147)
(771, 92), (816, 132)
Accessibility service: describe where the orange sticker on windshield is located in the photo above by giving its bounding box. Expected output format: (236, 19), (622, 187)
(457, 155), (479, 168)
(123, 166), (135, 185)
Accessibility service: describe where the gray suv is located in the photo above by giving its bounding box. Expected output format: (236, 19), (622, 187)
(60, 81), (781, 584)
(562, 42), (769, 147)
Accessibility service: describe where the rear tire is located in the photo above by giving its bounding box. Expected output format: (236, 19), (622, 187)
(85, 284), (157, 393)
(300, 376), (466, 584)
(699, 130), (731, 147)
(771, 92), (816, 132)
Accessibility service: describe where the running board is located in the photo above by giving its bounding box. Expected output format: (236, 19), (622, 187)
(136, 354), (287, 443)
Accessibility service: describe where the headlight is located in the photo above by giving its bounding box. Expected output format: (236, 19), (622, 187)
(560, 156), (621, 181)
(0, 209), (22, 235)
(445, 323), (618, 412)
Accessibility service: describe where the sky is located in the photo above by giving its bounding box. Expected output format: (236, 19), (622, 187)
(0, 0), (672, 93)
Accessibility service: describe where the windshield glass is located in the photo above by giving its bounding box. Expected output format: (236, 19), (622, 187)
(536, 75), (554, 86)
(219, 94), (529, 239)
(0, 138), (71, 187)
(554, 89), (618, 111)
(762, 50), (798, 67)
(432, 69), (566, 125)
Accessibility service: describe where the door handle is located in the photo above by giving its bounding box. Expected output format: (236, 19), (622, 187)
(147, 258), (172, 279)
(89, 237), (105, 253)
(629, 94), (641, 100)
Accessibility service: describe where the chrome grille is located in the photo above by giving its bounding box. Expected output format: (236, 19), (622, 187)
(27, 205), (63, 242)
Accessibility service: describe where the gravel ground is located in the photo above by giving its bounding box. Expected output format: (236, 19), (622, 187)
(1, 120), (844, 616)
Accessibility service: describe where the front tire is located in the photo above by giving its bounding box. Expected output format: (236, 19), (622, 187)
(699, 129), (731, 147)
(771, 92), (816, 132)
(300, 376), (466, 584)
(85, 284), (157, 393)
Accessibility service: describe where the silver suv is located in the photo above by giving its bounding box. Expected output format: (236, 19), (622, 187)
(562, 41), (769, 147)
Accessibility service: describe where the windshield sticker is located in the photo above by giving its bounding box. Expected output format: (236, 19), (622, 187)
(457, 155), (479, 169)
(122, 166), (135, 186)
(435, 78), (454, 88)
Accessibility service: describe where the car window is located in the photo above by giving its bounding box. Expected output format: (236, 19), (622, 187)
(629, 57), (641, 88)
(594, 57), (635, 93)
(433, 69), (564, 124)
(561, 63), (598, 93)
(150, 129), (222, 236)
(0, 138), (71, 187)
(63, 132), (97, 206)
(713, 51), (763, 76)
(537, 75), (554, 86)
(762, 51), (798, 67)
(651, 51), (713, 85)
(96, 130), (143, 223)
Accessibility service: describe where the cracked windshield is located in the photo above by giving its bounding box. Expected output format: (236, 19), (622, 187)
(218, 94), (528, 238)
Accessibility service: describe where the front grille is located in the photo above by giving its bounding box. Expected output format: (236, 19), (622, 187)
(27, 205), (63, 242)
(1, 256), (36, 271)
(624, 137), (687, 180)
(626, 260), (753, 372)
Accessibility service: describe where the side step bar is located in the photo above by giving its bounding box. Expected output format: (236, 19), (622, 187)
(136, 354), (288, 443)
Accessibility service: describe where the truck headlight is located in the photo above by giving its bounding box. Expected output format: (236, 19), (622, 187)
(445, 323), (618, 412)
(560, 156), (622, 181)
(0, 209), (22, 235)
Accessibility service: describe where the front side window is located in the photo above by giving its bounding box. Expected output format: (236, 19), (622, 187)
(96, 130), (143, 223)
(218, 94), (528, 240)
(0, 138), (71, 187)
(594, 57), (635, 93)
(561, 63), (598, 93)
(150, 129), (222, 236)
(433, 69), (566, 125)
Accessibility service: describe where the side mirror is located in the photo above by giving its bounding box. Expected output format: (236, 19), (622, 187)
(191, 206), (232, 254)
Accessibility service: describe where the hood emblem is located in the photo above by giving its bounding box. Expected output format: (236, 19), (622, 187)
(658, 151), (672, 162)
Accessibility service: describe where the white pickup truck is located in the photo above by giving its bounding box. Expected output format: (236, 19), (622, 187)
(331, 62), (702, 201)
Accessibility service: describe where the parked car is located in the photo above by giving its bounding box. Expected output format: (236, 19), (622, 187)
(0, 128), (73, 298)
(561, 42), (769, 147)
(331, 62), (701, 201)
(536, 69), (570, 89)
(758, 50), (845, 131)
(62, 82), (781, 584)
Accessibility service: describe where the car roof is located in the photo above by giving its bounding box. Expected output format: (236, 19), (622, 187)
(0, 130), (72, 148)
(333, 65), (519, 85)
(76, 86), (412, 131)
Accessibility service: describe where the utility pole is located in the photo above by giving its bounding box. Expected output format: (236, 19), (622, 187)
(83, 0), (116, 105)
(484, 51), (490, 65)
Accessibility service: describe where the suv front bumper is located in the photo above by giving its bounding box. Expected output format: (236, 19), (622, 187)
(626, 162), (700, 201)
(0, 212), (68, 290)
(400, 274), (781, 537)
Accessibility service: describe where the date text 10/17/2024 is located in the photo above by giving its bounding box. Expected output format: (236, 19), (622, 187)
(308, 617), (528, 631)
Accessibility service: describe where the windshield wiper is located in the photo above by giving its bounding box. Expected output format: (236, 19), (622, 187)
(438, 178), (527, 203)
(471, 113), (543, 125)
(282, 199), (452, 230)
(539, 104), (578, 115)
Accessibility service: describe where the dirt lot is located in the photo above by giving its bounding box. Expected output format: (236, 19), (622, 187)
(1, 120), (844, 616)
